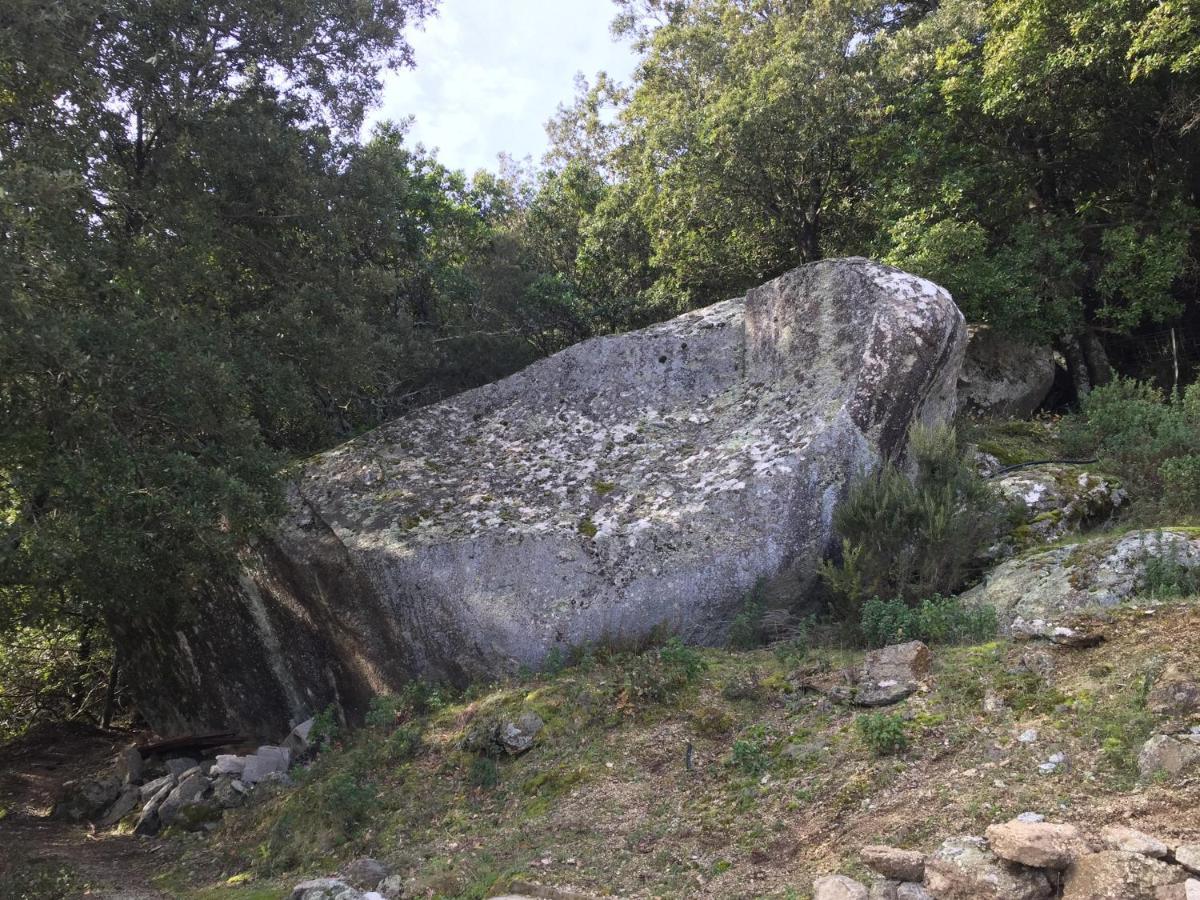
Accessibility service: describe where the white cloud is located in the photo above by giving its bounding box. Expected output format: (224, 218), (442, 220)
(367, 0), (636, 174)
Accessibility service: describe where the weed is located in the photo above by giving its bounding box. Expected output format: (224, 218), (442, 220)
(730, 724), (771, 774)
(857, 712), (909, 756)
(309, 704), (340, 752)
(860, 595), (997, 648)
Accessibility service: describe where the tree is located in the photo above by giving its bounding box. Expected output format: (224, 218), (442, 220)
(0, 0), (436, 716)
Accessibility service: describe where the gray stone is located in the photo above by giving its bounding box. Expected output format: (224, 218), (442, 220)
(1063, 850), (1186, 900)
(163, 757), (198, 779)
(157, 772), (210, 827)
(985, 820), (1088, 870)
(240, 754), (279, 785)
(1177, 845), (1200, 875)
(1156, 880), (1200, 899)
(860, 845), (925, 882)
(138, 774), (174, 802)
(1138, 734), (1200, 781)
(98, 784), (140, 827)
(52, 775), (121, 822)
(255, 744), (291, 771)
(375, 875), (405, 899)
(813, 874), (869, 900)
(1149, 672), (1200, 718)
(963, 530), (1200, 636)
(115, 745), (143, 785)
(855, 642), (932, 707)
(341, 858), (389, 890)
(499, 712), (544, 755)
(896, 885), (932, 900)
(136, 258), (966, 733)
(212, 754), (246, 776)
(290, 879), (364, 900)
(284, 717), (316, 756)
(957, 326), (1056, 419)
(1100, 825), (1170, 859)
(924, 836), (1054, 899)
(995, 465), (1125, 549)
(1018, 729), (1039, 744)
(134, 779), (175, 836)
(1016, 812), (1046, 824)
(211, 775), (249, 809)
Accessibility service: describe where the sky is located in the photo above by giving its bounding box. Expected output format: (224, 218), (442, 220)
(367, 0), (639, 175)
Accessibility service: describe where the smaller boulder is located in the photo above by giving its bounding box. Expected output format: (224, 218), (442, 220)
(1064, 850), (1186, 900)
(115, 745), (143, 785)
(158, 772), (210, 827)
(212, 754), (246, 777)
(1100, 825), (1169, 859)
(1156, 880), (1200, 899)
(986, 820), (1088, 870)
(98, 784), (140, 827)
(896, 886), (932, 900)
(139, 774), (174, 802)
(499, 712), (544, 755)
(53, 775), (121, 822)
(163, 757), (198, 779)
(291, 878), (364, 900)
(211, 775), (249, 809)
(284, 717), (316, 757)
(1148, 672), (1200, 718)
(134, 779), (176, 836)
(341, 858), (389, 891)
(1138, 734), (1200, 780)
(924, 836), (1053, 899)
(813, 874), (869, 900)
(855, 642), (932, 708)
(1177, 845), (1200, 876)
(861, 846), (925, 882)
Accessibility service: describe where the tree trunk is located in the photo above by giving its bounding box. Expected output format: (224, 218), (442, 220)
(1058, 332), (1092, 403)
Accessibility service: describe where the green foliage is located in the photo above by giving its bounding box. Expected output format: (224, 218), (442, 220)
(468, 756), (501, 789)
(727, 586), (768, 651)
(0, 861), (82, 900)
(617, 637), (707, 711)
(822, 426), (1010, 630)
(730, 725), (771, 775)
(1063, 377), (1200, 512)
(856, 712), (909, 756)
(309, 705), (340, 754)
(1142, 549), (1200, 599)
(860, 596), (998, 649)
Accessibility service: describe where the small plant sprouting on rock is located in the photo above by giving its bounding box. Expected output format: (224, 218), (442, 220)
(857, 712), (909, 756)
(593, 480), (616, 495)
(577, 517), (598, 538)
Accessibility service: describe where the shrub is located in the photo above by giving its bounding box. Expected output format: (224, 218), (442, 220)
(384, 725), (422, 762)
(617, 637), (707, 710)
(468, 756), (500, 789)
(856, 712), (909, 756)
(309, 704), (340, 752)
(1062, 376), (1200, 512)
(1142, 548), (1200, 598)
(821, 425), (1010, 629)
(730, 724), (771, 774)
(860, 596), (997, 648)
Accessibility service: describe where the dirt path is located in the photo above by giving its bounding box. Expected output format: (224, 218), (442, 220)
(0, 724), (180, 899)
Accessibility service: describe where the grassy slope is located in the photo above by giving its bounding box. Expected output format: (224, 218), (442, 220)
(169, 600), (1200, 900)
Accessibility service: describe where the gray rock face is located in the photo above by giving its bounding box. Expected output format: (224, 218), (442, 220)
(957, 326), (1056, 419)
(129, 258), (966, 734)
(923, 836), (1054, 899)
(855, 641), (932, 707)
(996, 465), (1125, 548)
(1138, 733), (1200, 781)
(290, 879), (364, 900)
(813, 875), (869, 900)
(962, 529), (1200, 635)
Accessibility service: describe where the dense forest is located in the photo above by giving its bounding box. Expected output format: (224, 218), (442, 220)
(2, 0), (1200, 737)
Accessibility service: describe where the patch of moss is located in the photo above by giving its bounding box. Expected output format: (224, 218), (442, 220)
(593, 480), (616, 495)
(577, 518), (598, 538)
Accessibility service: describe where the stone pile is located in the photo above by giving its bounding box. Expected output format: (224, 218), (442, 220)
(53, 722), (313, 835)
(813, 818), (1200, 899)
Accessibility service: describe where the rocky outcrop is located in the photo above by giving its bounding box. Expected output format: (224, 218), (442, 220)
(996, 465), (1125, 548)
(961, 529), (1200, 636)
(957, 327), (1056, 419)
(128, 258), (967, 735)
(820, 819), (1195, 900)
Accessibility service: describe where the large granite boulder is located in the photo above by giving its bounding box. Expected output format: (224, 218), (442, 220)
(957, 326), (1056, 419)
(128, 258), (966, 734)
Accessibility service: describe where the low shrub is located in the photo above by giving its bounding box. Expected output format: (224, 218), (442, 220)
(856, 712), (909, 756)
(821, 425), (1010, 631)
(730, 724), (771, 775)
(860, 596), (997, 648)
(1062, 376), (1200, 514)
(468, 756), (501, 789)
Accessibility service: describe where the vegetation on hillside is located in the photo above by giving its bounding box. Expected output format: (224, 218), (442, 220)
(3, 0), (1200, 739)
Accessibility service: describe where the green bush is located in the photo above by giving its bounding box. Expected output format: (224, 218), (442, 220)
(384, 725), (422, 762)
(860, 596), (998, 648)
(1063, 377), (1200, 512)
(468, 756), (501, 789)
(856, 712), (909, 756)
(730, 724), (771, 775)
(821, 425), (1009, 630)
